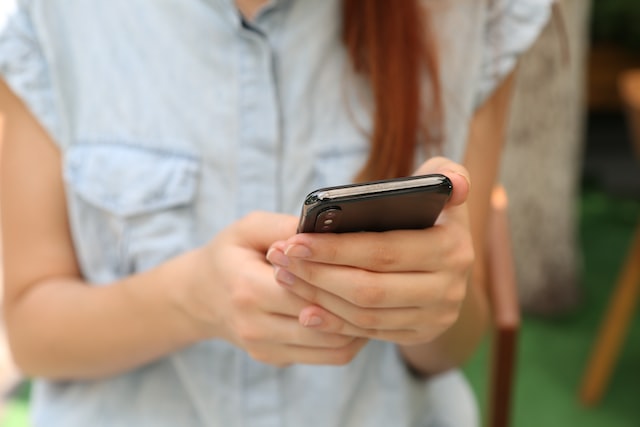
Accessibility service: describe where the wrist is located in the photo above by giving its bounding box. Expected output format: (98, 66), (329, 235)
(165, 247), (223, 343)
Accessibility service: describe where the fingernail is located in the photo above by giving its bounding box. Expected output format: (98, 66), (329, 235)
(267, 248), (289, 267)
(451, 170), (471, 190)
(285, 244), (312, 258)
(274, 266), (295, 287)
(302, 315), (323, 327)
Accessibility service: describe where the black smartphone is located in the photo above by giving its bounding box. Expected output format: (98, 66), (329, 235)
(297, 174), (452, 233)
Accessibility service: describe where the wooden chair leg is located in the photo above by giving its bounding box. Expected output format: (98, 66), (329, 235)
(486, 186), (520, 427)
(578, 221), (640, 405)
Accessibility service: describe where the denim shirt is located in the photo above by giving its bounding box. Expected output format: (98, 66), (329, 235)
(0, 1), (551, 426)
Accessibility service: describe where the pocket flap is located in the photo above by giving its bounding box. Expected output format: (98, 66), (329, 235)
(64, 143), (200, 217)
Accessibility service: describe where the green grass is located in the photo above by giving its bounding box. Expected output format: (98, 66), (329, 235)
(2, 187), (639, 427)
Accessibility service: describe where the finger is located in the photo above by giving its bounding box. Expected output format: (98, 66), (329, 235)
(413, 157), (471, 235)
(297, 305), (435, 344)
(296, 297), (427, 332)
(251, 338), (369, 367)
(268, 222), (471, 273)
(283, 337), (369, 365)
(413, 156), (470, 207)
(241, 257), (311, 317)
(245, 312), (358, 349)
(236, 211), (299, 252)
(273, 259), (464, 310)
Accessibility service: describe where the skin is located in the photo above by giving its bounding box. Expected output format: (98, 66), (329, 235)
(0, 1), (515, 379)
(235, 0), (269, 21)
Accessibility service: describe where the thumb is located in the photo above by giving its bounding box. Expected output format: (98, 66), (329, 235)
(413, 156), (471, 207)
(235, 211), (299, 252)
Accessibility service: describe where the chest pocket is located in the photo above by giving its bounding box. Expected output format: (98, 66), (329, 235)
(64, 143), (200, 283)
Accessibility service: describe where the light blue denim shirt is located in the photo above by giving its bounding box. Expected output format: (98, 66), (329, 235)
(0, 1), (551, 426)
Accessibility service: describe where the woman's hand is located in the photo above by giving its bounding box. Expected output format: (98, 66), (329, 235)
(179, 212), (368, 367)
(266, 157), (474, 346)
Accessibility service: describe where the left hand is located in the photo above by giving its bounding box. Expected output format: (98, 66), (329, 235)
(266, 157), (475, 346)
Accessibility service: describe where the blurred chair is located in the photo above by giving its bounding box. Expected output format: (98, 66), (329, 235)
(484, 185), (521, 427)
(578, 70), (640, 406)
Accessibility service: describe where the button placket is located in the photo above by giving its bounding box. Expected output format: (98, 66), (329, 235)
(236, 24), (285, 427)
(235, 25), (282, 217)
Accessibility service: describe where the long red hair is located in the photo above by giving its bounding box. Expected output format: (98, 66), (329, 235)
(342, 0), (442, 181)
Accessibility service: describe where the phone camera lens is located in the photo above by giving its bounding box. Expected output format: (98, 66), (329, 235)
(316, 207), (342, 232)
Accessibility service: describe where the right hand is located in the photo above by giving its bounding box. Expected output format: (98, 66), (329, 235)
(178, 211), (368, 367)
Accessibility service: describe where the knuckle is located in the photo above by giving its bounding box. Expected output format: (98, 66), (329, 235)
(298, 263), (318, 287)
(441, 231), (458, 259)
(247, 348), (291, 368)
(324, 337), (368, 365)
(443, 281), (468, 306)
(351, 310), (380, 329)
(330, 348), (358, 366)
(438, 306), (462, 329)
(439, 227), (474, 271)
(352, 282), (386, 307)
(321, 315), (347, 334)
(230, 287), (257, 310)
(395, 331), (421, 346)
(304, 283), (321, 305)
(241, 211), (263, 227)
(326, 334), (355, 348)
(324, 243), (339, 263)
(426, 230), (450, 265)
(312, 313), (347, 336)
(456, 237), (475, 269)
(369, 244), (398, 268)
(235, 321), (262, 344)
(352, 270), (387, 307)
(395, 310), (421, 330)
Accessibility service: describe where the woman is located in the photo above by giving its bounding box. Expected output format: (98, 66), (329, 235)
(0, 0), (551, 426)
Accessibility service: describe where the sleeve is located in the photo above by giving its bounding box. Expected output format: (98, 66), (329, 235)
(0, 0), (62, 145)
(474, 0), (554, 107)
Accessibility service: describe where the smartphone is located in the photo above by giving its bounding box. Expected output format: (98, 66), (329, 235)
(297, 174), (452, 233)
